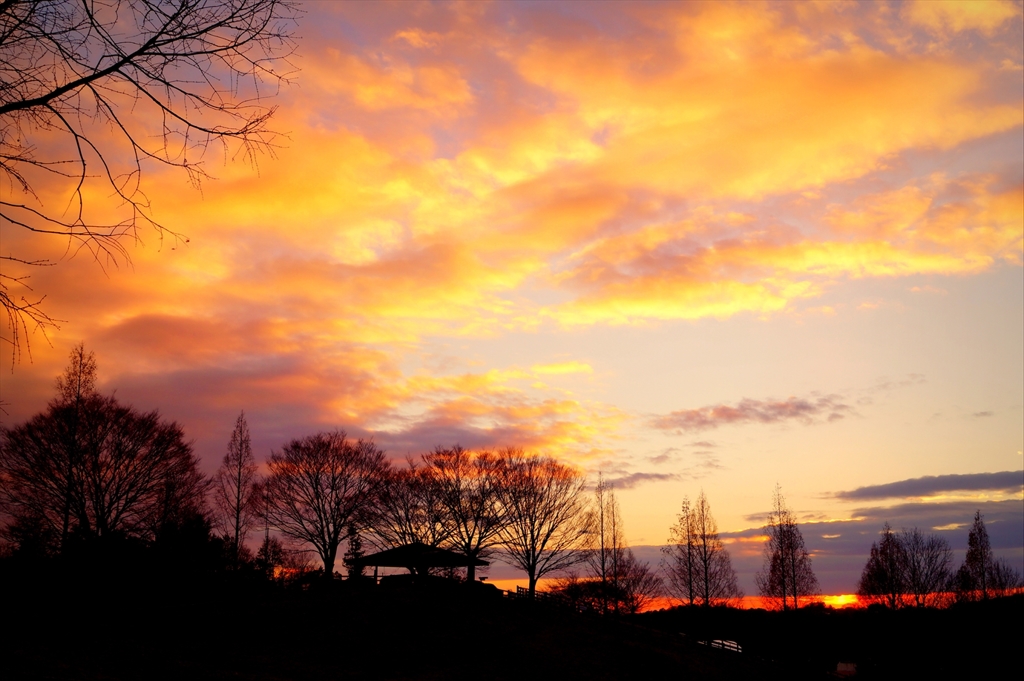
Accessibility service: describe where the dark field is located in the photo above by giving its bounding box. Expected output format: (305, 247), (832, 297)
(2, 565), (1020, 680)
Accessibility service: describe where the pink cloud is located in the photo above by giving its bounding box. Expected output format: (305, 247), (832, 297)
(652, 394), (853, 432)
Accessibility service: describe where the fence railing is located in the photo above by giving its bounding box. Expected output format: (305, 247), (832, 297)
(698, 639), (742, 653)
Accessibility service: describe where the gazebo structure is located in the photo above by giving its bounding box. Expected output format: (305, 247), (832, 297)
(350, 542), (488, 579)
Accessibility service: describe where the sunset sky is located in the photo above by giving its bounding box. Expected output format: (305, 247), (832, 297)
(3, 0), (1022, 596)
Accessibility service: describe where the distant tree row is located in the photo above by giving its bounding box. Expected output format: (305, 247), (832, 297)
(0, 346), (601, 597)
(549, 475), (662, 614)
(858, 513), (1022, 608)
(4, 346), (1018, 611)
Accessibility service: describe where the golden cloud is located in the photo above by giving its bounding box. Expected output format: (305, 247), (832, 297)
(904, 0), (1021, 36)
(5, 1), (1021, 465)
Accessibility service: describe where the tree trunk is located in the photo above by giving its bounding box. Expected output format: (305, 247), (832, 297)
(323, 546), (337, 578)
(467, 561), (476, 582)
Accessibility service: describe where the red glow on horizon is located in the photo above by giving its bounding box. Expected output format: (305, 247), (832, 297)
(639, 594), (864, 612)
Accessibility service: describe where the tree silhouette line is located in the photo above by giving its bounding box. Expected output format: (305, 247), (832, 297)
(857, 512), (1021, 608)
(2, 345), (1020, 612)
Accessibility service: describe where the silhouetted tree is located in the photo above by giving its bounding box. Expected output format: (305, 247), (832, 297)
(342, 523), (366, 578)
(427, 445), (505, 582)
(664, 491), (740, 607)
(263, 431), (386, 576)
(213, 411), (260, 568)
(1, 356), (206, 550)
(255, 534), (286, 579)
(54, 343), (98, 405)
(552, 549), (661, 615)
(615, 548), (663, 614)
(899, 527), (952, 607)
(951, 511), (1022, 601)
(663, 496), (698, 606)
(367, 457), (449, 550)
(755, 485), (818, 610)
(50, 343), (98, 549)
(582, 478), (661, 614)
(495, 449), (592, 597)
(0, 510), (58, 560)
(858, 522), (907, 609)
(587, 473), (622, 614)
(988, 557), (1023, 598)
(963, 510), (993, 600)
(1, 0), (298, 356)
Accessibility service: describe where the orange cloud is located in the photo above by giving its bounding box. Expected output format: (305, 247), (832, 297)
(904, 0), (1021, 36)
(5, 2), (1020, 484)
(544, 173), (1021, 325)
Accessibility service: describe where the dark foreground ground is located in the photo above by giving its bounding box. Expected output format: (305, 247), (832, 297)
(635, 593), (1024, 679)
(2, 569), (1020, 680)
(2, 571), (798, 681)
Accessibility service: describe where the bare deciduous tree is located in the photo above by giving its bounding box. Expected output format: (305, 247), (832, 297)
(614, 548), (663, 614)
(1, 392), (206, 546)
(859, 522), (962, 608)
(858, 522), (907, 609)
(427, 445), (504, 582)
(755, 485), (818, 610)
(263, 430), (386, 577)
(587, 473), (619, 613)
(213, 410), (259, 567)
(54, 343), (97, 405)
(367, 457), (449, 550)
(988, 557), (1023, 598)
(574, 477), (661, 614)
(495, 449), (592, 598)
(899, 527), (952, 608)
(664, 491), (740, 607)
(0, 0), (297, 358)
(662, 496), (697, 606)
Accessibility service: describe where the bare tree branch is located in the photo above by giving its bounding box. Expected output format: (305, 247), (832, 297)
(0, 0), (298, 359)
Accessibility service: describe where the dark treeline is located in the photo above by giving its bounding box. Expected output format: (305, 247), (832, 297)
(0, 345), (602, 599)
(3, 345), (1020, 611)
(857, 512), (1021, 607)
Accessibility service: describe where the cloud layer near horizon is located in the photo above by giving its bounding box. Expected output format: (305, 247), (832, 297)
(833, 470), (1024, 501)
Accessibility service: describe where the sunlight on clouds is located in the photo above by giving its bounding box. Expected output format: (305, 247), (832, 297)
(914, 490), (1024, 504)
(551, 278), (810, 326)
(904, 0), (1021, 36)
(531, 361), (594, 375)
(309, 48), (474, 114)
(6, 2), (1021, 533)
(109, 3), (1021, 344)
(515, 11), (1020, 200)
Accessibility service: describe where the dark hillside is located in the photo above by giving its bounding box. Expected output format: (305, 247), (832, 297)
(636, 595), (1024, 679)
(1, 571), (804, 681)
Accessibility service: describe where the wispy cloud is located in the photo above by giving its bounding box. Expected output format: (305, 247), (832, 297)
(652, 394), (852, 432)
(833, 471), (1024, 501)
(604, 471), (679, 490)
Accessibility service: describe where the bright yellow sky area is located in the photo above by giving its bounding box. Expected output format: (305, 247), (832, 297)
(4, 0), (1022, 595)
